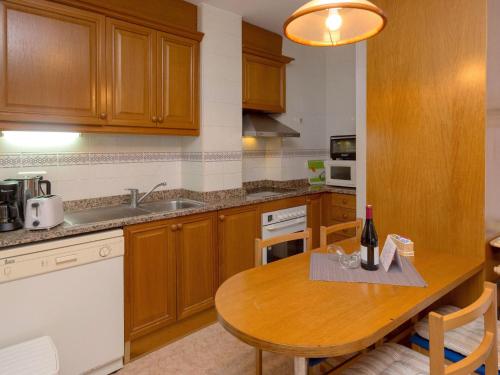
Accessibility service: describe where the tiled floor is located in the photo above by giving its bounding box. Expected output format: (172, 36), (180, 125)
(119, 323), (293, 374)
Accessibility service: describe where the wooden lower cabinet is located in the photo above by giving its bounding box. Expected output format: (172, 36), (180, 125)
(307, 194), (322, 248)
(324, 192), (358, 243)
(124, 212), (217, 358)
(176, 213), (217, 320)
(124, 221), (177, 341)
(218, 206), (260, 284)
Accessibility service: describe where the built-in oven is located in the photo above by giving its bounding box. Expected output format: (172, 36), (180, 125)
(261, 205), (307, 264)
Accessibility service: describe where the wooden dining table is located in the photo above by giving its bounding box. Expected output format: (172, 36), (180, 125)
(215, 243), (484, 375)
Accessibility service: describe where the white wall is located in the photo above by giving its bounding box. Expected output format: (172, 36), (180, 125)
(182, 3), (243, 192)
(355, 42), (367, 219)
(325, 45), (357, 144)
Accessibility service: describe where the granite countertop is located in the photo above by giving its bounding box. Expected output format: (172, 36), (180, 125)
(0, 184), (355, 250)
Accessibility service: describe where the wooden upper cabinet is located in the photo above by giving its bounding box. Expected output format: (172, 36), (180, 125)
(106, 18), (156, 127)
(242, 21), (293, 114)
(157, 33), (198, 130)
(176, 214), (217, 320)
(125, 222), (177, 340)
(0, 0), (106, 125)
(218, 206), (259, 284)
(243, 53), (286, 113)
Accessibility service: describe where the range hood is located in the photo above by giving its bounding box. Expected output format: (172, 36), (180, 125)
(242, 113), (300, 138)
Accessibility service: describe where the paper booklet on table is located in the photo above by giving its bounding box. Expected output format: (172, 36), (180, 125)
(380, 235), (403, 272)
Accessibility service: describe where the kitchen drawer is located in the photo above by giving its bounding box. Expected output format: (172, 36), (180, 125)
(331, 193), (356, 209)
(329, 221), (357, 238)
(330, 206), (356, 222)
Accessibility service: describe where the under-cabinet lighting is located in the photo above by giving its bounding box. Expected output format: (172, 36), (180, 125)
(2, 131), (80, 147)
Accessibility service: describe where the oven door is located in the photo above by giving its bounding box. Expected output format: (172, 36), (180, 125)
(261, 217), (307, 264)
(325, 160), (356, 187)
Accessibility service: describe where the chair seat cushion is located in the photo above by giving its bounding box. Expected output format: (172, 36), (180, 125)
(414, 305), (500, 369)
(339, 343), (429, 375)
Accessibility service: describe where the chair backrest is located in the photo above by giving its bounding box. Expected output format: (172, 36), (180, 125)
(429, 282), (498, 375)
(320, 219), (363, 249)
(254, 228), (312, 266)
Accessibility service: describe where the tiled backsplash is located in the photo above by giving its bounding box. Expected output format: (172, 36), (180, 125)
(242, 148), (329, 182)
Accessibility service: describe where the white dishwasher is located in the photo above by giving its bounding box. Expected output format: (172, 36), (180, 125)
(0, 230), (124, 375)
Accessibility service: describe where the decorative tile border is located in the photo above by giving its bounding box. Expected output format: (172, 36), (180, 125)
(0, 150), (243, 168)
(0, 148), (325, 168)
(0, 153), (21, 168)
(243, 149), (329, 159)
(203, 151), (241, 162)
(21, 153), (58, 167)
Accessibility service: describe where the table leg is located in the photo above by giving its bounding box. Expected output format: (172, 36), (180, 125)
(294, 357), (307, 375)
(255, 348), (262, 375)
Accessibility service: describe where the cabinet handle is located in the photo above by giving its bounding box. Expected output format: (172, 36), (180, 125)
(152, 115), (158, 122)
(177, 223), (183, 230)
(171, 224), (177, 231)
(99, 112), (107, 120)
(158, 116), (164, 123)
(342, 199), (348, 204)
(342, 213), (348, 219)
(219, 215), (225, 221)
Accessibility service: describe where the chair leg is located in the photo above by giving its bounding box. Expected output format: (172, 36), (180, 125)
(294, 357), (308, 375)
(256, 348), (262, 375)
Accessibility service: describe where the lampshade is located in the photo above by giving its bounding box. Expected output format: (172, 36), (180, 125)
(284, 0), (386, 47)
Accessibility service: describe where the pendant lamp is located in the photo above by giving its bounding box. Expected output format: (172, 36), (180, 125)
(284, 0), (386, 47)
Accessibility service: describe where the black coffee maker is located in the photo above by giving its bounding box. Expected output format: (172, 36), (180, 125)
(0, 181), (23, 232)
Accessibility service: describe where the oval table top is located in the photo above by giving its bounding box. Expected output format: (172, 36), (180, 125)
(215, 248), (483, 358)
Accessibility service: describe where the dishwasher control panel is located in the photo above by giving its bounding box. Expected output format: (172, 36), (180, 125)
(0, 234), (124, 284)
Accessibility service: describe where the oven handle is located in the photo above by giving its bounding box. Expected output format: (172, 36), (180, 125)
(265, 218), (306, 231)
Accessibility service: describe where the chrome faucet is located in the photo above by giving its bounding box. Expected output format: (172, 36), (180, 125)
(126, 182), (167, 208)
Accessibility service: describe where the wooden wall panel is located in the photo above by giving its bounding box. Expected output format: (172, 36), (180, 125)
(367, 0), (486, 266)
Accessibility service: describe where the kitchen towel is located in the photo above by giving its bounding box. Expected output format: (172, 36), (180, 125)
(309, 252), (427, 287)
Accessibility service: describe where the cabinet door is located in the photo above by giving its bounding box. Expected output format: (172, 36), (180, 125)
(125, 222), (176, 340)
(307, 195), (322, 249)
(106, 18), (156, 127)
(218, 206), (259, 284)
(176, 214), (217, 320)
(0, 1), (106, 125)
(157, 32), (198, 130)
(243, 53), (285, 113)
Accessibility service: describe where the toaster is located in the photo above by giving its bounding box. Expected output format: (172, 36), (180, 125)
(24, 195), (64, 230)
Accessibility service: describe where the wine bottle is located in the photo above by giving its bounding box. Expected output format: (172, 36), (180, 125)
(361, 205), (379, 271)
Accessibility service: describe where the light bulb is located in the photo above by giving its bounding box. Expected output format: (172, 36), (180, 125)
(325, 8), (342, 31)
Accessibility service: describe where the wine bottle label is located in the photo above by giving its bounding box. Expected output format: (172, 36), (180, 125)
(361, 246), (380, 265)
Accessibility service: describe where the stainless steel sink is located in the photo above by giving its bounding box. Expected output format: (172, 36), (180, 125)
(64, 206), (150, 226)
(138, 198), (204, 213)
(64, 199), (204, 225)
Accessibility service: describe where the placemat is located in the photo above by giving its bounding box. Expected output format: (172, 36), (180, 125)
(309, 253), (427, 287)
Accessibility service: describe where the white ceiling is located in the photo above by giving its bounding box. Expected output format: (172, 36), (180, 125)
(187, 0), (307, 34)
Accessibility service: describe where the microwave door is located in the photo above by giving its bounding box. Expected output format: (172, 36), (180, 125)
(331, 166), (352, 181)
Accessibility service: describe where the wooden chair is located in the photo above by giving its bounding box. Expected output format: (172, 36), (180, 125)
(339, 282), (498, 375)
(253, 228), (312, 375)
(320, 219), (363, 249)
(254, 228), (312, 267)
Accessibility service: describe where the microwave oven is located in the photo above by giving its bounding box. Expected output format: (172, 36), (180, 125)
(324, 160), (356, 187)
(330, 135), (356, 160)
